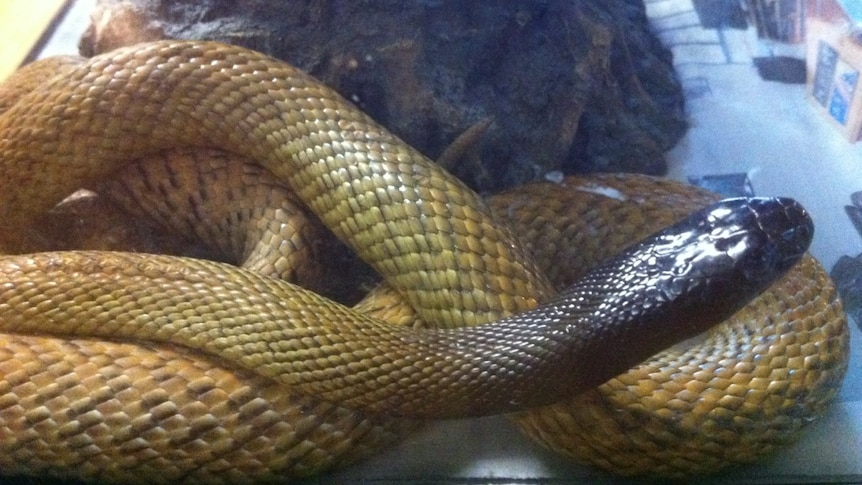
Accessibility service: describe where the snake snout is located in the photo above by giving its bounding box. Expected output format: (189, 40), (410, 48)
(753, 196), (814, 263)
(725, 197), (813, 284)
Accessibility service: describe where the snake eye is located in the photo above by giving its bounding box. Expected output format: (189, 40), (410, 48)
(712, 228), (752, 257)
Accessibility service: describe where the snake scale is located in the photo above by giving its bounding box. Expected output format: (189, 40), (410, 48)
(0, 41), (850, 482)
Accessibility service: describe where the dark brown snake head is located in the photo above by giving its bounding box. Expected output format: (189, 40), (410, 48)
(639, 196), (813, 315)
(470, 197), (815, 415)
(676, 196), (813, 285)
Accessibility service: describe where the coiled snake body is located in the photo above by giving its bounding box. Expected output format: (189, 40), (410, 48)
(0, 41), (850, 482)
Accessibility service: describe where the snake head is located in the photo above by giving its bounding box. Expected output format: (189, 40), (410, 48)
(612, 197), (813, 342)
(504, 196), (817, 410)
(681, 196), (813, 297)
(728, 196), (813, 275)
(620, 196), (814, 347)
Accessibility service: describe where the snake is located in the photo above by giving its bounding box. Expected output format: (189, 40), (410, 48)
(0, 41), (850, 482)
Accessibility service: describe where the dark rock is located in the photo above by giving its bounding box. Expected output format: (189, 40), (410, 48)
(845, 205), (862, 240)
(80, 0), (687, 192)
(831, 254), (862, 330)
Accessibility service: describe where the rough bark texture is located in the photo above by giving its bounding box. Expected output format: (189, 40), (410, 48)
(80, 0), (687, 192)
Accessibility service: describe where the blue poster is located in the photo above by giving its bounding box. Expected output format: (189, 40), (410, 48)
(830, 59), (859, 125)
